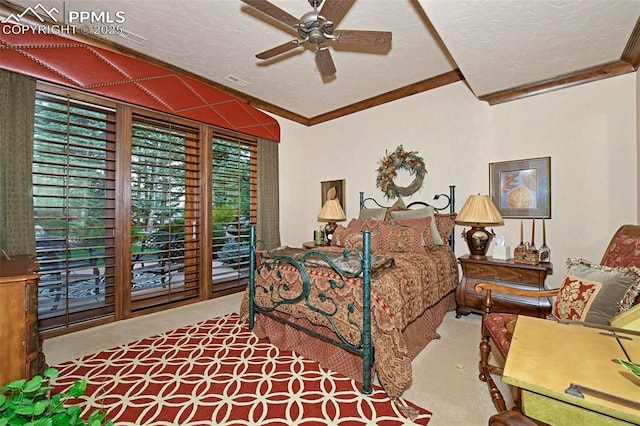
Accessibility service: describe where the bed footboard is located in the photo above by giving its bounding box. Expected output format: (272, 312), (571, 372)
(248, 226), (374, 394)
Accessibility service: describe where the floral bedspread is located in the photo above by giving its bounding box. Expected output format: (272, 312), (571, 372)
(239, 245), (459, 399)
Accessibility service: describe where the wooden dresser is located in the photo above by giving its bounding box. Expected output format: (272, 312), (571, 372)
(456, 255), (553, 317)
(0, 254), (46, 386)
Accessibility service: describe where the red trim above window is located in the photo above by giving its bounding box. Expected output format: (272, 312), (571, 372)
(0, 23), (280, 142)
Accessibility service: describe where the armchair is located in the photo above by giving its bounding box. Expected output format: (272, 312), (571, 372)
(475, 224), (640, 413)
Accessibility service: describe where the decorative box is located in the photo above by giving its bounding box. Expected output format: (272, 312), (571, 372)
(513, 246), (539, 265)
(493, 245), (511, 260)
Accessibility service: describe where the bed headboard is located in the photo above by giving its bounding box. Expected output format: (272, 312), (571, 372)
(359, 185), (456, 249)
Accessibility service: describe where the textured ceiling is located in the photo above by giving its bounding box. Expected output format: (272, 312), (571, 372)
(1, 0), (639, 124)
(421, 0), (640, 97)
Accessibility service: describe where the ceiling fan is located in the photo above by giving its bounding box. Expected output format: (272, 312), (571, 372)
(241, 0), (392, 77)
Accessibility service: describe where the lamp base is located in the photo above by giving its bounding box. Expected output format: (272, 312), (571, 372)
(462, 226), (495, 260)
(324, 222), (337, 243)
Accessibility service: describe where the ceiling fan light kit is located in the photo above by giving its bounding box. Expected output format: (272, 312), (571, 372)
(241, 0), (392, 77)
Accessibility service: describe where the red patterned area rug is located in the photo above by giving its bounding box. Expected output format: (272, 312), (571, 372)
(53, 313), (432, 425)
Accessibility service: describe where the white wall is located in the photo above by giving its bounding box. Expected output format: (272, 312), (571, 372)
(275, 72), (637, 289)
(637, 69), (640, 223)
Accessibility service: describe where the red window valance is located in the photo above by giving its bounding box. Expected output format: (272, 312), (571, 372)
(0, 23), (280, 142)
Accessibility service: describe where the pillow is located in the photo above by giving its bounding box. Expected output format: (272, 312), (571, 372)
(344, 219), (389, 254)
(551, 258), (640, 325)
(344, 232), (364, 251)
(391, 206), (444, 245)
(384, 198), (408, 220)
(331, 224), (348, 247)
(434, 213), (458, 245)
(392, 216), (435, 248)
(387, 225), (419, 253)
(358, 207), (387, 221)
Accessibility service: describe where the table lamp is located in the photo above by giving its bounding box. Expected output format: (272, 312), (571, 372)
(455, 194), (504, 259)
(317, 187), (346, 243)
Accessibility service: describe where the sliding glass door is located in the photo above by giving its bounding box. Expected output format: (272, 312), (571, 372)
(211, 137), (256, 295)
(130, 115), (201, 311)
(32, 91), (116, 331)
(31, 85), (266, 335)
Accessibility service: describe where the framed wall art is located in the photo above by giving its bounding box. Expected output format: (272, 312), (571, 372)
(489, 157), (551, 218)
(321, 179), (346, 215)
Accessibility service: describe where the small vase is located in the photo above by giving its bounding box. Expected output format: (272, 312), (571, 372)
(539, 243), (550, 263)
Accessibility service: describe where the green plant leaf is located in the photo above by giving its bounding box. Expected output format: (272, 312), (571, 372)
(33, 400), (50, 416)
(68, 380), (87, 398)
(43, 368), (59, 381)
(27, 419), (52, 426)
(35, 386), (53, 398)
(51, 412), (71, 425)
(22, 376), (44, 394)
(0, 369), (111, 426)
(1, 379), (26, 391)
(67, 406), (81, 425)
(15, 404), (36, 416)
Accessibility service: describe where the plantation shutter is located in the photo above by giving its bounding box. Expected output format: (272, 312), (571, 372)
(32, 91), (117, 331)
(130, 115), (201, 311)
(211, 136), (257, 294)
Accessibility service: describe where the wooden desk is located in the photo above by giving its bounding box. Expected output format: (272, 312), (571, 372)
(503, 316), (640, 425)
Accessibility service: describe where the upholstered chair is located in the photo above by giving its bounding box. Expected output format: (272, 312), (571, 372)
(475, 224), (640, 413)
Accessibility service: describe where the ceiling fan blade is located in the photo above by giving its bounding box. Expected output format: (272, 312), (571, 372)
(255, 40), (300, 59)
(241, 0), (299, 27)
(335, 30), (392, 46)
(315, 48), (337, 76)
(319, 0), (352, 23)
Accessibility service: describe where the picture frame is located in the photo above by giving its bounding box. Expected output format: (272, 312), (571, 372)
(321, 179), (346, 215)
(489, 157), (551, 218)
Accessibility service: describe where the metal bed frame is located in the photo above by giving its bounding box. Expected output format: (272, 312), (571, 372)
(247, 185), (455, 394)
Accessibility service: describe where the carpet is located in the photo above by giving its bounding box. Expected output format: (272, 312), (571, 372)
(53, 313), (432, 425)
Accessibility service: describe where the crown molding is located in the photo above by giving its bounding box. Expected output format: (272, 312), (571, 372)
(479, 60), (635, 106)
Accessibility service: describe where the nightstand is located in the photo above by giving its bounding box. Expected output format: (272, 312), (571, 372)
(455, 255), (552, 318)
(302, 241), (328, 249)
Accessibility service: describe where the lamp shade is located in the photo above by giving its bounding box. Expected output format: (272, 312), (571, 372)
(318, 186), (346, 222)
(318, 199), (346, 222)
(455, 194), (504, 226)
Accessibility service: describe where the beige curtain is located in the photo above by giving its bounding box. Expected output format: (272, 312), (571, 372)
(0, 70), (36, 255)
(256, 138), (280, 248)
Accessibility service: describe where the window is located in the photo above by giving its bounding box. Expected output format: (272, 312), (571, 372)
(130, 115), (201, 311)
(31, 85), (266, 335)
(211, 136), (257, 294)
(32, 91), (116, 331)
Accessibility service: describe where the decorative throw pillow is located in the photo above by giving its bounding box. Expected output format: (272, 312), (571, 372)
(382, 197), (408, 220)
(551, 258), (640, 325)
(434, 213), (458, 245)
(344, 232), (364, 251)
(331, 224), (348, 247)
(392, 217), (435, 248)
(387, 225), (418, 253)
(358, 207), (387, 221)
(391, 206), (444, 245)
(346, 218), (384, 235)
(344, 219), (388, 254)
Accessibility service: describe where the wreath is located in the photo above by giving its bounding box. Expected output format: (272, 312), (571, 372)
(376, 145), (427, 199)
